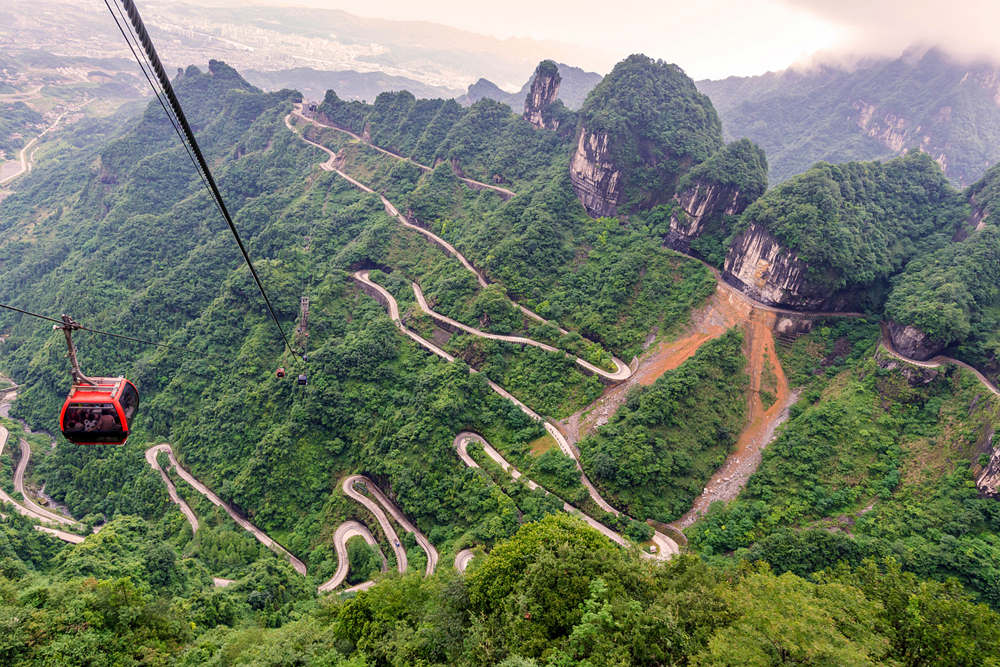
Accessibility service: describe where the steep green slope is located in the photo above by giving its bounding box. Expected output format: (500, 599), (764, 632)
(0, 61), (553, 577)
(690, 322), (1000, 608)
(699, 48), (1000, 186)
(580, 330), (748, 522)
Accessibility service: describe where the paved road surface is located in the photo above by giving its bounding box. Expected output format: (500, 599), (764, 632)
(411, 282), (630, 381)
(13, 437), (76, 525)
(355, 271), (679, 556)
(318, 520), (387, 592)
(343, 474), (438, 576)
(454, 548), (475, 572)
(291, 106), (516, 199)
(455, 432), (678, 558)
(144, 446), (199, 533)
(0, 425), (82, 543)
(1, 100), (91, 187)
(287, 112), (624, 373)
(880, 325), (1000, 397)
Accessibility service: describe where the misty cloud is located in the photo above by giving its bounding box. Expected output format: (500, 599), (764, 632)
(787, 0), (1000, 64)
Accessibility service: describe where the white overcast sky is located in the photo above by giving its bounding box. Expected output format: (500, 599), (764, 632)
(223, 0), (999, 79)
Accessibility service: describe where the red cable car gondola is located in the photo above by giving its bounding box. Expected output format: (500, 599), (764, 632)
(54, 315), (139, 445)
(60, 377), (139, 445)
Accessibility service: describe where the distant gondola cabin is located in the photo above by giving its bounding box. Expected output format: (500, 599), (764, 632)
(59, 377), (139, 445)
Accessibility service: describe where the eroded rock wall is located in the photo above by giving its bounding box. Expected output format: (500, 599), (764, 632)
(665, 183), (742, 251)
(978, 440), (1000, 498)
(570, 128), (622, 217)
(723, 223), (855, 310)
(887, 320), (947, 361)
(524, 64), (561, 130)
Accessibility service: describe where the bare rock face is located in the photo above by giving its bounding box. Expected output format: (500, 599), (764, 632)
(723, 223), (856, 310)
(978, 440), (1000, 498)
(570, 128), (622, 217)
(665, 183), (742, 252)
(523, 61), (561, 130)
(887, 320), (947, 361)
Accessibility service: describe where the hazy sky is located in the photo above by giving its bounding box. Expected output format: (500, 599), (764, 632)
(222, 0), (999, 79)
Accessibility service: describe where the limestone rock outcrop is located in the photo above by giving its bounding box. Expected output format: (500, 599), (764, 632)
(523, 60), (561, 130)
(571, 54), (722, 217)
(666, 183), (742, 252)
(570, 129), (622, 217)
(886, 321), (947, 361)
(874, 348), (941, 385)
(978, 443), (1000, 498)
(722, 223), (856, 311)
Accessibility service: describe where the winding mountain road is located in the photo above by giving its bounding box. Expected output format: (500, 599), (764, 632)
(0, 424), (82, 543)
(318, 520), (387, 593)
(1, 100), (91, 187)
(144, 446), (199, 533)
(291, 105), (516, 199)
(342, 474), (438, 576)
(411, 282), (630, 382)
(454, 548), (476, 573)
(145, 442), (433, 592)
(287, 110), (626, 376)
(354, 269), (678, 556)
(879, 325), (999, 397)
(145, 444), (307, 575)
(13, 436), (75, 526)
(456, 432), (677, 558)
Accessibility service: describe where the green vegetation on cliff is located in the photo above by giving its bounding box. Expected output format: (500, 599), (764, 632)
(885, 224), (1000, 348)
(579, 54), (723, 211)
(737, 151), (968, 293)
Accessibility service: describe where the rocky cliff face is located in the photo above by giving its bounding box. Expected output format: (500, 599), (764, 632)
(978, 439), (1000, 498)
(723, 223), (856, 310)
(523, 61), (561, 130)
(666, 183), (742, 252)
(886, 320), (947, 361)
(570, 128), (622, 217)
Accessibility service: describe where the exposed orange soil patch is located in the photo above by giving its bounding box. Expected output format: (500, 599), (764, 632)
(671, 307), (795, 530)
(561, 280), (753, 444)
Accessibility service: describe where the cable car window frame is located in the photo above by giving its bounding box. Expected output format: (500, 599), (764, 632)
(62, 402), (127, 444)
(119, 381), (139, 420)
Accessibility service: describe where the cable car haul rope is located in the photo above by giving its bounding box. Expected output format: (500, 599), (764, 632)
(0, 0), (309, 444)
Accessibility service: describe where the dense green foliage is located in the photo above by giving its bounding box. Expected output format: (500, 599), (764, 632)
(580, 330), (747, 522)
(699, 48), (1000, 186)
(886, 224), (1000, 346)
(737, 151), (968, 293)
(691, 322), (1000, 608)
(0, 101), (43, 158)
(579, 54), (723, 211)
(6, 514), (1000, 664)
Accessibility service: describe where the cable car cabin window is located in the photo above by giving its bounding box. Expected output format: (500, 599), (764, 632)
(63, 403), (125, 444)
(119, 382), (139, 420)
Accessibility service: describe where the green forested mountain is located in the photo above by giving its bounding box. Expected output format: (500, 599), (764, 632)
(1, 51), (1000, 665)
(733, 151), (967, 296)
(699, 48), (1000, 186)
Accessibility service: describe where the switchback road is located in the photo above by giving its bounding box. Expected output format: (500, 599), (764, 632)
(318, 520), (387, 592)
(145, 444), (307, 575)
